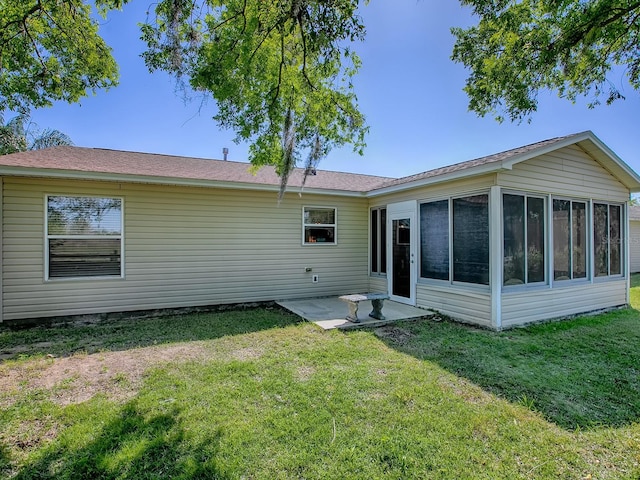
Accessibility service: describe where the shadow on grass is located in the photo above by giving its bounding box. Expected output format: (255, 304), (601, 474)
(11, 401), (229, 480)
(374, 308), (640, 430)
(0, 306), (300, 361)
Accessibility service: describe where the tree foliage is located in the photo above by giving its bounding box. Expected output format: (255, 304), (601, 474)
(0, 113), (73, 155)
(452, 0), (640, 122)
(141, 0), (368, 196)
(0, 0), (125, 114)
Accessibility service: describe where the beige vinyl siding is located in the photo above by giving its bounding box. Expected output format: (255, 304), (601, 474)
(369, 275), (386, 294)
(2, 177), (369, 321)
(416, 283), (491, 327)
(630, 220), (640, 273)
(498, 145), (629, 202)
(501, 280), (627, 328)
(369, 174), (496, 208)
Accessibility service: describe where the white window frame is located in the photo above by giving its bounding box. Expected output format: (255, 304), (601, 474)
(302, 206), (337, 245)
(370, 206), (387, 276)
(418, 190), (490, 289)
(551, 196), (590, 284)
(45, 194), (124, 281)
(502, 191), (547, 288)
(592, 201), (625, 279)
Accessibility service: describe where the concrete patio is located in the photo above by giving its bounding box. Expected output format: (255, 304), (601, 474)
(277, 296), (433, 330)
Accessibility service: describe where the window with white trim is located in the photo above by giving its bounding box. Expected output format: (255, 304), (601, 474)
(46, 195), (123, 279)
(552, 199), (587, 281)
(419, 193), (489, 285)
(594, 202), (622, 277)
(503, 193), (545, 286)
(303, 207), (336, 244)
(370, 207), (387, 274)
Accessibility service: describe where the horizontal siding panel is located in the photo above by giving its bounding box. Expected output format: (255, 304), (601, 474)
(416, 284), (491, 327)
(3, 177), (370, 321)
(498, 146), (628, 202)
(630, 221), (640, 273)
(369, 174), (496, 207)
(369, 276), (387, 293)
(501, 280), (627, 327)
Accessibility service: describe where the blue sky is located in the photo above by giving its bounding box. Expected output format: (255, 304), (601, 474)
(29, 0), (640, 179)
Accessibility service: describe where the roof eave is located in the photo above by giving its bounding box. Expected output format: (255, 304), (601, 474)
(575, 134), (640, 192)
(366, 162), (511, 197)
(0, 166), (369, 198)
(500, 130), (640, 191)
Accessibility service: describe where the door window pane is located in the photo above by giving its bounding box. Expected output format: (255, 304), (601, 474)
(392, 218), (411, 297)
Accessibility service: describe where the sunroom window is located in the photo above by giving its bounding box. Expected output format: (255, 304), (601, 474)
(453, 194), (489, 285)
(46, 196), (123, 279)
(370, 207), (387, 274)
(420, 200), (449, 280)
(594, 203), (622, 277)
(303, 207), (336, 244)
(503, 194), (545, 286)
(552, 199), (587, 281)
(419, 194), (489, 285)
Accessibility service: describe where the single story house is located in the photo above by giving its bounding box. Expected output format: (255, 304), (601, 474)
(0, 130), (638, 330)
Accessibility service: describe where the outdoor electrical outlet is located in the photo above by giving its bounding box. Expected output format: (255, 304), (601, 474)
(312, 275), (319, 283)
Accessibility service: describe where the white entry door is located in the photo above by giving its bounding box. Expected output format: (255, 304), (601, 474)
(387, 201), (417, 305)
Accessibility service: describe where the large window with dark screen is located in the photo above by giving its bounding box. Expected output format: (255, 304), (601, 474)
(503, 193), (545, 286)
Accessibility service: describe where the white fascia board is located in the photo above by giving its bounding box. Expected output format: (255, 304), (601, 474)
(0, 167), (367, 198)
(500, 130), (640, 191)
(498, 132), (593, 169)
(365, 161), (511, 198)
(577, 133), (640, 191)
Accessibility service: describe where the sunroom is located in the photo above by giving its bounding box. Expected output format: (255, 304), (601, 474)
(367, 132), (639, 329)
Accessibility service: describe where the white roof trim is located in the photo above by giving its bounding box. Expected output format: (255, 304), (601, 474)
(366, 160), (512, 197)
(368, 130), (640, 197)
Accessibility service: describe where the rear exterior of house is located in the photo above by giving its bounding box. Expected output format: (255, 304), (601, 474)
(367, 138), (636, 329)
(1, 177), (371, 322)
(0, 131), (638, 329)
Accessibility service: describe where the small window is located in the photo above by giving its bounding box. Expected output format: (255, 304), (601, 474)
(46, 195), (123, 279)
(370, 207), (387, 274)
(303, 207), (336, 244)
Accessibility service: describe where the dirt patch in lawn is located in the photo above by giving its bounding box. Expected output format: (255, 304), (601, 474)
(373, 325), (415, 345)
(0, 343), (212, 407)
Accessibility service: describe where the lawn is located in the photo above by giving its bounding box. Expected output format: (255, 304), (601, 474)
(1, 287), (639, 479)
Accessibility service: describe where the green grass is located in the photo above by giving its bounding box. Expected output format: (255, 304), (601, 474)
(1, 283), (640, 479)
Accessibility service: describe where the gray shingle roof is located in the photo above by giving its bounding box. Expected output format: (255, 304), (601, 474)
(374, 133), (582, 190)
(0, 146), (392, 193)
(1, 131), (635, 195)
